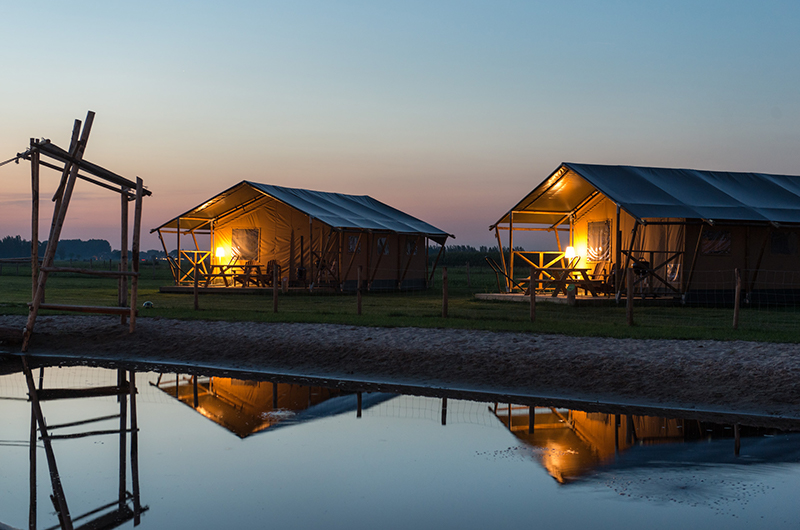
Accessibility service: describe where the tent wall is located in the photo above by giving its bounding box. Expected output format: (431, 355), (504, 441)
(339, 232), (427, 290)
(209, 194), (429, 289)
(684, 224), (800, 291)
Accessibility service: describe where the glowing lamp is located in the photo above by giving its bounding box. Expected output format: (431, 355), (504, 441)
(215, 246), (226, 258)
(564, 246), (576, 260)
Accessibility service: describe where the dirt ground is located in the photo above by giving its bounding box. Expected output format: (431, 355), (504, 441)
(2, 314), (800, 420)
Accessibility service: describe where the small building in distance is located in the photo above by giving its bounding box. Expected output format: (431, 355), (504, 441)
(491, 163), (800, 303)
(152, 181), (452, 291)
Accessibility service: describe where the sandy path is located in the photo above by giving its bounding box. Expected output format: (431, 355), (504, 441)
(1, 314), (799, 418)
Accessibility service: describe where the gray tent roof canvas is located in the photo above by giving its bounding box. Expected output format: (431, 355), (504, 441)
(153, 181), (453, 244)
(494, 163), (800, 227)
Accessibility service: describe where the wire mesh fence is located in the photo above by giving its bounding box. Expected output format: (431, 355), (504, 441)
(2, 258), (800, 341)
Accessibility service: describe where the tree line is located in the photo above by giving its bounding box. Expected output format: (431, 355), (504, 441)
(427, 244), (523, 266)
(0, 235), (165, 261)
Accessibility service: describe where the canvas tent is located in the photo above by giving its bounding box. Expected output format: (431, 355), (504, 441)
(153, 181), (452, 290)
(491, 163), (800, 301)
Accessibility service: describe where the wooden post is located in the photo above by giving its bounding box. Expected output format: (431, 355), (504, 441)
(734, 423), (741, 456)
(120, 187), (129, 325)
(193, 376), (199, 408)
(308, 217), (314, 291)
(626, 268), (634, 326)
(193, 264), (200, 310)
(509, 212), (514, 289)
(31, 139), (39, 301)
(466, 261), (471, 287)
(733, 268), (741, 329)
(21, 357), (73, 529)
(29, 372), (38, 530)
(130, 178), (143, 332)
(615, 204), (622, 292)
(530, 265), (536, 323)
(357, 265), (363, 315)
(442, 266), (448, 318)
(129, 371), (141, 523)
(272, 383), (278, 409)
(118, 370), (128, 511)
(357, 392), (362, 418)
(273, 263), (279, 313)
(528, 406), (535, 434)
(441, 397), (447, 425)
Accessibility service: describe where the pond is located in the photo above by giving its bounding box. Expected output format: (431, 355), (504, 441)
(1, 360), (799, 529)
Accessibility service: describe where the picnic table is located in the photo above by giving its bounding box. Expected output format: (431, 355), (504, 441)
(204, 264), (268, 288)
(528, 266), (602, 297)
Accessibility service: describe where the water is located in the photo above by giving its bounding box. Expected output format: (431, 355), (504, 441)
(1, 362), (799, 529)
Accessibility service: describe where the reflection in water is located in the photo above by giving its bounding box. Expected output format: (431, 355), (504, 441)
(3, 361), (800, 529)
(154, 374), (350, 438)
(21, 361), (147, 530)
(493, 403), (797, 485)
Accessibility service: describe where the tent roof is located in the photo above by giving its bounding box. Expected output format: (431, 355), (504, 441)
(493, 163), (800, 227)
(153, 181), (453, 243)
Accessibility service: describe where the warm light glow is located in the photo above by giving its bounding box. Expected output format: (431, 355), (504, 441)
(215, 246), (226, 258)
(564, 246), (576, 259)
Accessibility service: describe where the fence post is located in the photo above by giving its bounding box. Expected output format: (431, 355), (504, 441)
(530, 265), (536, 323)
(626, 268), (634, 326)
(357, 265), (362, 315)
(442, 266), (449, 318)
(733, 268), (741, 329)
(193, 265), (199, 310)
(273, 264), (279, 313)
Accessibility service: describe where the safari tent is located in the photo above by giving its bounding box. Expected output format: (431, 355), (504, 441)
(153, 181), (452, 291)
(491, 163), (800, 302)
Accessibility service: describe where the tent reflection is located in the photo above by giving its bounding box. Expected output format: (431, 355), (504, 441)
(494, 405), (692, 484)
(155, 375), (341, 438)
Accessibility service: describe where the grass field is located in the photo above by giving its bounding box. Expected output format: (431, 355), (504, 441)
(1, 260), (799, 343)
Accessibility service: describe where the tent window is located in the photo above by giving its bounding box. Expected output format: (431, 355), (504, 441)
(377, 237), (390, 255)
(701, 230), (731, 255)
(232, 228), (259, 261)
(771, 231), (797, 255)
(348, 236), (362, 254)
(406, 239), (418, 256)
(587, 221), (611, 262)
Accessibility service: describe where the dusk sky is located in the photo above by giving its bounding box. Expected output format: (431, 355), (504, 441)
(1, 1), (798, 251)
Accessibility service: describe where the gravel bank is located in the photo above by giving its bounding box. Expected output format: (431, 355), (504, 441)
(1, 314), (799, 418)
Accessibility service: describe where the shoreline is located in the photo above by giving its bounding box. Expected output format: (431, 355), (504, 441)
(2, 314), (800, 419)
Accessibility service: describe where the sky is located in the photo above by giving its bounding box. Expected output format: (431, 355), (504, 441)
(1, 0), (799, 251)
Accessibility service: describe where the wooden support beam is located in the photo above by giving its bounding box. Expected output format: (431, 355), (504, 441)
(342, 232), (363, 286)
(494, 226), (508, 291)
(130, 178), (143, 332)
(37, 384), (129, 401)
(40, 266), (140, 277)
(428, 241), (446, 286)
(31, 139), (39, 301)
(369, 236), (389, 285)
(129, 371), (142, 523)
(398, 239), (416, 288)
(683, 223), (706, 298)
(748, 228), (771, 293)
(33, 303), (137, 316)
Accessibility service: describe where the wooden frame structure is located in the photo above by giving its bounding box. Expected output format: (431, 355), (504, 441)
(18, 112), (151, 351)
(21, 361), (147, 529)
